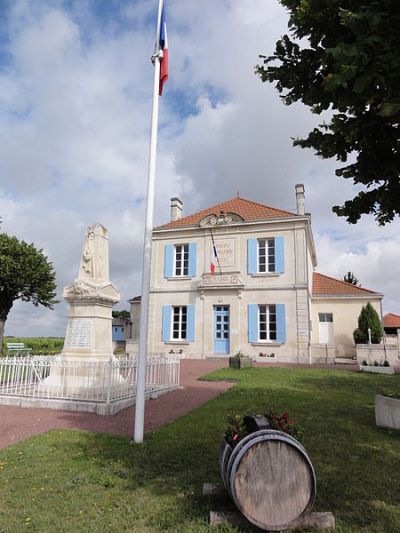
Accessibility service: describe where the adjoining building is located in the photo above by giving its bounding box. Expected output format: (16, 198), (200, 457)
(127, 185), (384, 363)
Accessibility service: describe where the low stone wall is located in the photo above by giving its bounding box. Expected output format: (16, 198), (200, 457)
(356, 344), (399, 366)
(310, 344), (336, 364)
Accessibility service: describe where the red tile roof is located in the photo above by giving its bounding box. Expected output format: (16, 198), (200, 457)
(157, 196), (297, 229)
(383, 313), (400, 328)
(313, 272), (381, 296)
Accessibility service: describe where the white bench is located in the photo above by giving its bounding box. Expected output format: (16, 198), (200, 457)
(6, 342), (32, 356)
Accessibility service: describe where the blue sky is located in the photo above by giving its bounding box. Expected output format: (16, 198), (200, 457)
(1, 0), (399, 336)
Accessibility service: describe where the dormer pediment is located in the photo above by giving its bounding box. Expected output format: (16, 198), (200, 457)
(199, 211), (244, 227)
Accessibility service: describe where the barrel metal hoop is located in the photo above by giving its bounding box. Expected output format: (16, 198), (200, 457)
(228, 430), (317, 531)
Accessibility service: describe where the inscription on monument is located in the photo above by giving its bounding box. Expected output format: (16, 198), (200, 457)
(64, 319), (94, 349)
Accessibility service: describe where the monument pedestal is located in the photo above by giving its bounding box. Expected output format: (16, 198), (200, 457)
(43, 224), (123, 396)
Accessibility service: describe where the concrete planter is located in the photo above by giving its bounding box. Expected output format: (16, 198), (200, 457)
(229, 355), (253, 369)
(359, 365), (395, 375)
(375, 395), (400, 430)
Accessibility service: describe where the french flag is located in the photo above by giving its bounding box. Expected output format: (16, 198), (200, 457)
(211, 242), (217, 274)
(159, 4), (168, 96)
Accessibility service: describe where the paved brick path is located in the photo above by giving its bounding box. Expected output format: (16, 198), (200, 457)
(0, 360), (232, 449)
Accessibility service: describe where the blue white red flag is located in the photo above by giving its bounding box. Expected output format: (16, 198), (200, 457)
(210, 242), (217, 273)
(158, 4), (168, 96)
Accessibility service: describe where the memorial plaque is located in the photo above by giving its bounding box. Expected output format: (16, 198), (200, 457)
(211, 239), (235, 269)
(64, 318), (94, 349)
(200, 273), (244, 289)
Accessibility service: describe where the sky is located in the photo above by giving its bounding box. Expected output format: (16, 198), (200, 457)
(1, 0), (399, 337)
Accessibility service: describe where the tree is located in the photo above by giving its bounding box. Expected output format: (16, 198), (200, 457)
(112, 310), (130, 320)
(353, 302), (383, 344)
(343, 271), (360, 286)
(257, 1), (400, 225)
(0, 233), (58, 352)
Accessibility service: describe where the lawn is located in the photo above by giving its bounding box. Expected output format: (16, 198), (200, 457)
(0, 366), (400, 532)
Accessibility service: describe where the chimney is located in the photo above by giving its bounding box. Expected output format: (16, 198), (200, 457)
(170, 197), (183, 221)
(295, 183), (305, 215)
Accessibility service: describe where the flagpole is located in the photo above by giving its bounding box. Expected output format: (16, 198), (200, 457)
(134, 0), (164, 444)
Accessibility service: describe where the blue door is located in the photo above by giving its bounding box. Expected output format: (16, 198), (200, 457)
(214, 305), (230, 354)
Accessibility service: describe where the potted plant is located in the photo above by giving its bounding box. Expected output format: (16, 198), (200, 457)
(359, 359), (395, 375)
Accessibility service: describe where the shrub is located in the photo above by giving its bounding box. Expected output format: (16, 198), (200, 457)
(353, 302), (384, 344)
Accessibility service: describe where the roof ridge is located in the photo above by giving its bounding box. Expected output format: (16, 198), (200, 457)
(384, 312), (400, 318)
(314, 272), (379, 295)
(231, 196), (296, 217)
(156, 195), (297, 229)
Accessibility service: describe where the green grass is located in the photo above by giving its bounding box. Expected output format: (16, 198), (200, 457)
(1, 366), (400, 532)
(2, 337), (64, 355)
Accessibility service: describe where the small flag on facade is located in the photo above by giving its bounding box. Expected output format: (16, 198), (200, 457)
(211, 242), (217, 273)
(159, 4), (168, 95)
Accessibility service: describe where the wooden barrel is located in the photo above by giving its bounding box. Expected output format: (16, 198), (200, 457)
(220, 429), (316, 531)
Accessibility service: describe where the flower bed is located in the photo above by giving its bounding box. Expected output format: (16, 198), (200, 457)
(359, 360), (394, 375)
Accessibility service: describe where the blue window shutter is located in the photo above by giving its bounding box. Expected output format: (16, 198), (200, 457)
(275, 236), (285, 273)
(248, 239), (257, 274)
(276, 304), (286, 343)
(164, 244), (174, 278)
(248, 304), (258, 342)
(188, 243), (197, 277)
(187, 305), (195, 341)
(162, 305), (172, 341)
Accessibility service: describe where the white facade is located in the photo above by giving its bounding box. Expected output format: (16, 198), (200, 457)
(128, 188), (384, 362)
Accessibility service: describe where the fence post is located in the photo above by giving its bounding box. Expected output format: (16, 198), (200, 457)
(106, 358), (113, 404)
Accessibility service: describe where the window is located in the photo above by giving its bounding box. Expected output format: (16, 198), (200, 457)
(258, 304), (277, 341)
(172, 306), (187, 340)
(257, 239), (275, 273)
(248, 237), (284, 275)
(174, 244), (189, 276)
(319, 313), (333, 323)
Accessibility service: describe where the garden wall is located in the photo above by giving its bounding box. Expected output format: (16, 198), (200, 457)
(356, 344), (398, 365)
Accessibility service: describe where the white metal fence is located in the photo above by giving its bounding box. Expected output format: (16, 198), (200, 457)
(0, 355), (180, 404)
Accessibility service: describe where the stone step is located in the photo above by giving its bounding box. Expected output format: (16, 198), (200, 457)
(335, 357), (357, 365)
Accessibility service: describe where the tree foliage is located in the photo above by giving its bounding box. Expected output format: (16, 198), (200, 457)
(257, 1), (400, 225)
(0, 233), (58, 350)
(343, 271), (360, 286)
(353, 302), (383, 344)
(112, 310), (130, 320)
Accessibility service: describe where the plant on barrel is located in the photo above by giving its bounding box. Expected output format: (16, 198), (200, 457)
(225, 408), (302, 448)
(0, 233), (58, 353)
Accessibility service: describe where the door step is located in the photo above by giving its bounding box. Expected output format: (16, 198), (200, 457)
(335, 357), (357, 365)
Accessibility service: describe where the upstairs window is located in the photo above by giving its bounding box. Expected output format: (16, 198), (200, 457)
(257, 239), (275, 273)
(259, 304), (277, 341)
(174, 244), (189, 276)
(164, 243), (196, 278)
(248, 237), (284, 275)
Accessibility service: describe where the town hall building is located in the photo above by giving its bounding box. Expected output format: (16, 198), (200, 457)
(127, 185), (383, 363)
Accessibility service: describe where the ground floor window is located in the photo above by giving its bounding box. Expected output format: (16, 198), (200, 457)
(172, 306), (187, 340)
(259, 304), (277, 341)
(248, 303), (286, 343)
